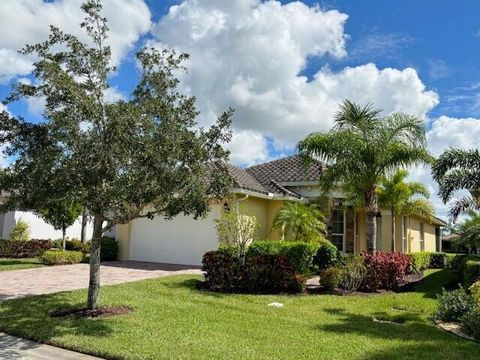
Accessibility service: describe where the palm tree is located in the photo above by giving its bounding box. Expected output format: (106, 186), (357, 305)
(432, 148), (480, 220)
(298, 100), (432, 252)
(455, 210), (480, 254)
(272, 202), (326, 241)
(378, 169), (434, 252)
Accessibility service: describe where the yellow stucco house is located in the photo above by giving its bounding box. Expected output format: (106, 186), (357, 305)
(113, 155), (446, 266)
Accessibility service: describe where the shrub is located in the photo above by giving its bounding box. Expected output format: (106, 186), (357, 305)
(463, 260), (480, 287)
(9, 221), (30, 241)
(0, 239), (51, 258)
(470, 281), (480, 305)
(339, 256), (366, 292)
(313, 240), (338, 270)
(434, 287), (475, 322)
(243, 255), (304, 294)
(100, 237), (118, 261)
(461, 307), (480, 341)
(319, 267), (342, 291)
(429, 253), (448, 268)
(247, 240), (319, 274)
(202, 249), (241, 292)
(66, 240), (90, 253)
(449, 254), (467, 270)
(408, 252), (431, 273)
(361, 251), (412, 291)
(41, 250), (84, 265)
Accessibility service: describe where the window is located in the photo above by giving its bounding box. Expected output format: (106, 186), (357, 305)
(376, 216), (382, 251)
(419, 222), (425, 252)
(402, 216), (408, 252)
(331, 209), (345, 252)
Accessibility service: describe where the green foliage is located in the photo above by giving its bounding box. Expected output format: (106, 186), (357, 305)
(66, 240), (90, 253)
(41, 250), (84, 265)
(470, 281), (480, 305)
(246, 240), (319, 274)
(0, 240), (51, 258)
(454, 210), (480, 254)
(319, 267), (342, 290)
(461, 307), (480, 341)
(298, 100), (432, 251)
(434, 287), (475, 322)
(408, 252), (432, 273)
(429, 252), (448, 268)
(272, 202), (326, 241)
(215, 206), (259, 258)
(462, 260), (480, 287)
(100, 237), (118, 261)
(0, 0), (233, 308)
(9, 221), (30, 241)
(313, 239), (339, 270)
(201, 249), (241, 292)
(338, 255), (366, 292)
(39, 201), (83, 240)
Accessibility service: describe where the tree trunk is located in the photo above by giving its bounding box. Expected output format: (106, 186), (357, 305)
(365, 188), (378, 253)
(87, 214), (103, 310)
(62, 227), (66, 250)
(80, 207), (87, 243)
(391, 209), (396, 252)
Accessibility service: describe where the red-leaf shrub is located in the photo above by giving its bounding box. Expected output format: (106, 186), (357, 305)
(361, 251), (411, 291)
(202, 249), (242, 292)
(243, 254), (305, 294)
(0, 239), (51, 258)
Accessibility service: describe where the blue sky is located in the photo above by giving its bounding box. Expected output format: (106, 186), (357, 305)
(1, 0), (480, 218)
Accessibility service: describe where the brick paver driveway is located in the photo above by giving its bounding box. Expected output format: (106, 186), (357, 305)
(0, 261), (202, 300)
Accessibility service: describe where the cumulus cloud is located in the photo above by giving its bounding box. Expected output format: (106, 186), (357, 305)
(0, 0), (152, 83)
(151, 0), (439, 162)
(228, 130), (269, 166)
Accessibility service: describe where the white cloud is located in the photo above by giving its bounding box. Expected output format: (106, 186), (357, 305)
(0, 0), (152, 83)
(151, 0), (439, 162)
(228, 130), (269, 166)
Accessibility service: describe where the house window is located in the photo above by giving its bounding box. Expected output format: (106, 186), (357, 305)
(420, 222), (425, 252)
(376, 216), (382, 251)
(331, 209), (345, 252)
(402, 216), (408, 252)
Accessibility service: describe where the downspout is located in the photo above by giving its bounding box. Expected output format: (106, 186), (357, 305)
(236, 194), (249, 211)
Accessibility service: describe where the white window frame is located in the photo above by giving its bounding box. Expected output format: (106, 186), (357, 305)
(419, 222), (425, 252)
(331, 208), (346, 253)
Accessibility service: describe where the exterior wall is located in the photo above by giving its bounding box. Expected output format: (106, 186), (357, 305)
(236, 196), (284, 240)
(266, 200), (284, 239)
(115, 223), (132, 261)
(0, 210), (93, 240)
(406, 215), (437, 253)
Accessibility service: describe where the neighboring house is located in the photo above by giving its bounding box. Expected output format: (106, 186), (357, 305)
(441, 233), (461, 253)
(0, 209), (93, 240)
(113, 155), (446, 266)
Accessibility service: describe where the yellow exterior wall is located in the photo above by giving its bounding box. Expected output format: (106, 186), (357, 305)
(406, 215), (437, 253)
(116, 222), (132, 261)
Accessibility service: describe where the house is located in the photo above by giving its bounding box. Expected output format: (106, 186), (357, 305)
(113, 155), (446, 266)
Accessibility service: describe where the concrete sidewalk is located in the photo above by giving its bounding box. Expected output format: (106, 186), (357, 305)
(0, 332), (102, 359)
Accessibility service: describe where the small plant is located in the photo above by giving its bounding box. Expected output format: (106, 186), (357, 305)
(313, 240), (338, 270)
(339, 255), (366, 292)
(469, 281), (480, 305)
(461, 307), (480, 341)
(434, 287), (475, 322)
(319, 267), (342, 291)
(41, 250), (84, 265)
(361, 251), (411, 291)
(9, 220), (30, 241)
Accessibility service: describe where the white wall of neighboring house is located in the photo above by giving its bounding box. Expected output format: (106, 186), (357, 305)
(1, 210), (93, 240)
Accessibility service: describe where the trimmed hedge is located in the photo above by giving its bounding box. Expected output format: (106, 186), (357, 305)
(41, 250), (84, 265)
(408, 252), (431, 273)
(313, 240), (339, 270)
(247, 240), (319, 274)
(100, 237), (118, 261)
(463, 260), (480, 287)
(0, 239), (51, 258)
(202, 249), (241, 292)
(52, 239), (91, 253)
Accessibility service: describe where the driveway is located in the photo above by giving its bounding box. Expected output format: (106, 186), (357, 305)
(0, 261), (202, 300)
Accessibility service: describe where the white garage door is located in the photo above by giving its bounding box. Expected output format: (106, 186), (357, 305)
(129, 206), (221, 266)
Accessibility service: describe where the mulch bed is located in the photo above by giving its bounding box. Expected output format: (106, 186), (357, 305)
(435, 321), (477, 342)
(51, 306), (133, 319)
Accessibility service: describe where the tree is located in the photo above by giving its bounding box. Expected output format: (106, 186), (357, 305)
(39, 200), (83, 249)
(298, 100), (432, 252)
(432, 148), (480, 220)
(272, 202), (326, 241)
(9, 220), (30, 241)
(0, 0), (233, 310)
(454, 210), (480, 254)
(378, 169), (434, 252)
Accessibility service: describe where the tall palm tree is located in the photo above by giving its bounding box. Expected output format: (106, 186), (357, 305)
(298, 100), (432, 252)
(272, 202), (326, 241)
(455, 210), (480, 254)
(378, 169), (434, 252)
(432, 148), (480, 220)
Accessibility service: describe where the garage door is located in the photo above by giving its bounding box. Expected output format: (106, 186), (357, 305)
(128, 206), (221, 266)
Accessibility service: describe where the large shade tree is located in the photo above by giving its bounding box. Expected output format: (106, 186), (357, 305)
(0, 0), (233, 310)
(432, 148), (480, 220)
(298, 100), (432, 252)
(378, 169), (434, 252)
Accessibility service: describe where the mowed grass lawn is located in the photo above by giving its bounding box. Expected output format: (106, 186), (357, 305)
(0, 257), (43, 271)
(0, 269), (478, 360)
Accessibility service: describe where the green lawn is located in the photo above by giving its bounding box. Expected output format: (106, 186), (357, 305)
(0, 258), (43, 271)
(0, 269), (477, 359)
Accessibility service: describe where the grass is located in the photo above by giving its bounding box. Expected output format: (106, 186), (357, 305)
(0, 269), (478, 359)
(0, 257), (43, 271)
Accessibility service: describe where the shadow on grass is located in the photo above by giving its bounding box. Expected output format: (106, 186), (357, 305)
(0, 295), (114, 344)
(317, 308), (479, 359)
(412, 269), (461, 299)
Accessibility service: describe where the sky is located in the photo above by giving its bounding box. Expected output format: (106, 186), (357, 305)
(1, 0), (480, 219)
